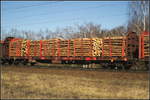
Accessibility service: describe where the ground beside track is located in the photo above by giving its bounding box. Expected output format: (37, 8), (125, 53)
(1, 65), (149, 99)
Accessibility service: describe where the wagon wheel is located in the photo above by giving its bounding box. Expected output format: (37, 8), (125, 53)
(1, 60), (5, 65)
(14, 61), (19, 65)
(8, 61), (13, 65)
(23, 62), (27, 65)
(124, 64), (132, 70)
(22, 60), (28, 65)
(30, 62), (36, 66)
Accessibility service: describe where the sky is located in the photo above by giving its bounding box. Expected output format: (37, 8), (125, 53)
(1, 1), (129, 32)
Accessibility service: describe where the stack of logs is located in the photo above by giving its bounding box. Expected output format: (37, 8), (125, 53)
(9, 39), (23, 57)
(103, 36), (126, 57)
(59, 39), (74, 56)
(72, 38), (102, 56)
(30, 38), (103, 57)
(20, 39), (61, 57)
(21, 39), (27, 56)
(41, 39), (61, 56)
(9, 37), (126, 57)
(144, 35), (149, 57)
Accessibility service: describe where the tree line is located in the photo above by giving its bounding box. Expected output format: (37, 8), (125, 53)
(1, 22), (127, 40)
(1, 1), (149, 40)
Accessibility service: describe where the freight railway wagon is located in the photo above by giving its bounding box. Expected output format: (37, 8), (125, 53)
(138, 32), (150, 66)
(0, 32), (149, 69)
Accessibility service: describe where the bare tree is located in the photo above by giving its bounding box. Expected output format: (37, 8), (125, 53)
(100, 29), (109, 37)
(54, 27), (65, 39)
(128, 1), (149, 33)
(108, 25), (127, 36)
(74, 22), (102, 38)
(45, 29), (55, 39)
(1, 28), (8, 40)
(21, 30), (36, 40)
(36, 29), (45, 40)
(62, 26), (75, 39)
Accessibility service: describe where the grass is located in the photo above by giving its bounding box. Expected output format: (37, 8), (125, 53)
(1, 65), (149, 99)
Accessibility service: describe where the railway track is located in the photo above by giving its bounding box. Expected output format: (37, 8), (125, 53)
(1, 64), (148, 73)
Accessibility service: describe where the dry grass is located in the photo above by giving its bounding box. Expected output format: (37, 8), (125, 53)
(1, 65), (149, 99)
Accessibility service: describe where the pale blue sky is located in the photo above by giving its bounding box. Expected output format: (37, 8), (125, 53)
(1, 1), (129, 32)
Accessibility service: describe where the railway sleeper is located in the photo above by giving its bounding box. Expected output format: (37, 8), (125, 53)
(130, 60), (149, 71)
(0, 59), (6, 65)
(1, 58), (29, 66)
(0, 59), (14, 65)
(82, 63), (98, 69)
(22, 59), (29, 65)
(13, 59), (26, 65)
(101, 62), (128, 70)
(29, 59), (36, 66)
